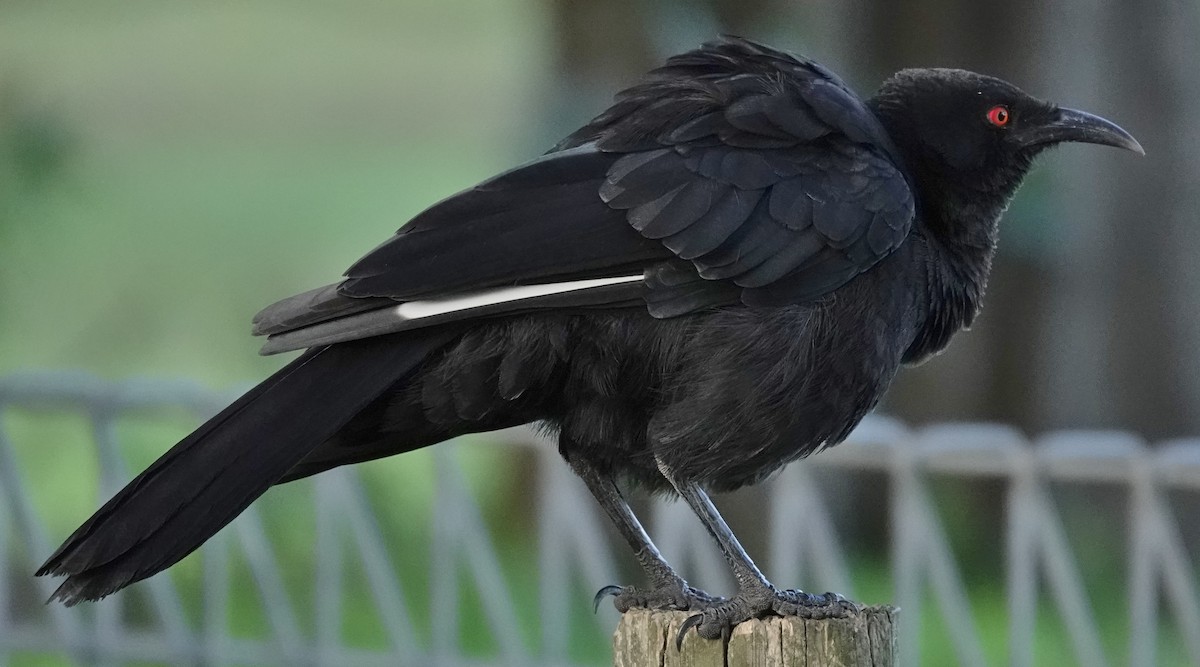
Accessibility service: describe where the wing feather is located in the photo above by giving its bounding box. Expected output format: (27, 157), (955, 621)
(253, 36), (916, 351)
(633, 179), (722, 239)
(662, 188), (763, 259)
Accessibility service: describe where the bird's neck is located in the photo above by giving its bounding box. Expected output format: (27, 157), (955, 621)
(905, 185), (1005, 363)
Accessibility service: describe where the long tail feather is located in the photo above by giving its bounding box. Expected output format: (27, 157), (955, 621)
(36, 329), (456, 604)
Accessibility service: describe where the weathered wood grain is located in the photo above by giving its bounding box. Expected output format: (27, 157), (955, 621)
(614, 607), (897, 666)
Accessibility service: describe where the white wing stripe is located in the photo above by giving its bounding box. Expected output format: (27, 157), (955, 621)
(394, 275), (644, 320)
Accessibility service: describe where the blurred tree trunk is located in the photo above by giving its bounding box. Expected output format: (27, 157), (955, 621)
(545, 0), (772, 90)
(542, 0), (657, 140)
(1101, 0), (1200, 438)
(547, 0), (657, 90)
(709, 0), (773, 35)
(1025, 0), (1198, 438)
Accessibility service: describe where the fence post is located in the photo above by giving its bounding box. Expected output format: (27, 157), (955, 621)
(612, 607), (897, 666)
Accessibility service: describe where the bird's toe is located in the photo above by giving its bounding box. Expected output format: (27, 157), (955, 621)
(675, 599), (754, 647)
(594, 581), (722, 614)
(771, 589), (861, 619)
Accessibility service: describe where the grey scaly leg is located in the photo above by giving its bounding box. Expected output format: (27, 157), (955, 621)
(656, 457), (858, 646)
(569, 457), (721, 613)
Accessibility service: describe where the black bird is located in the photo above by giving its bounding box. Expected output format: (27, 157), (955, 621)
(38, 37), (1141, 641)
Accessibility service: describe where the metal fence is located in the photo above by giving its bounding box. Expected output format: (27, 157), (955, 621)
(0, 372), (1198, 666)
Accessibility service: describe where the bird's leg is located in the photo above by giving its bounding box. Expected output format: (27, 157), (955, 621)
(569, 458), (722, 613)
(656, 457), (858, 645)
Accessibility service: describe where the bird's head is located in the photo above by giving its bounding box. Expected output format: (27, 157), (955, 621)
(870, 68), (1142, 204)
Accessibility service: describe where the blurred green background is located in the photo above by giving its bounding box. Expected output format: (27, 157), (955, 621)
(2, 0), (1197, 665)
(0, 0), (551, 384)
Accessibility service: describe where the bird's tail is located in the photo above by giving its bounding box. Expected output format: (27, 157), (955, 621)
(36, 329), (457, 605)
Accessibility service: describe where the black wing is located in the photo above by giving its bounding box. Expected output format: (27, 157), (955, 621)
(336, 145), (666, 301)
(254, 37), (915, 351)
(581, 37), (914, 312)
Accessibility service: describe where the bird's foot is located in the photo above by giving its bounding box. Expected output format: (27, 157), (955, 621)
(593, 581), (723, 613)
(675, 587), (859, 647)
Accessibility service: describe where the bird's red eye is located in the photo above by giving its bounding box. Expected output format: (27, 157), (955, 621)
(986, 105), (1010, 127)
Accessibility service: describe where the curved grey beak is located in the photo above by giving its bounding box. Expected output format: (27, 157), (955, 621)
(1017, 107), (1144, 155)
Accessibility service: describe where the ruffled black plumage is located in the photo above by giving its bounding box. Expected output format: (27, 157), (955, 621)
(37, 36), (1141, 607)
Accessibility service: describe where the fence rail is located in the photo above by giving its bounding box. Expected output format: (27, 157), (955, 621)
(0, 372), (1197, 666)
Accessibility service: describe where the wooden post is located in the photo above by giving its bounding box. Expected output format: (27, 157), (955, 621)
(613, 607), (897, 667)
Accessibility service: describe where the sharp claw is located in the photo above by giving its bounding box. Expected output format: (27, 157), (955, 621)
(592, 585), (624, 613)
(675, 613), (704, 650)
